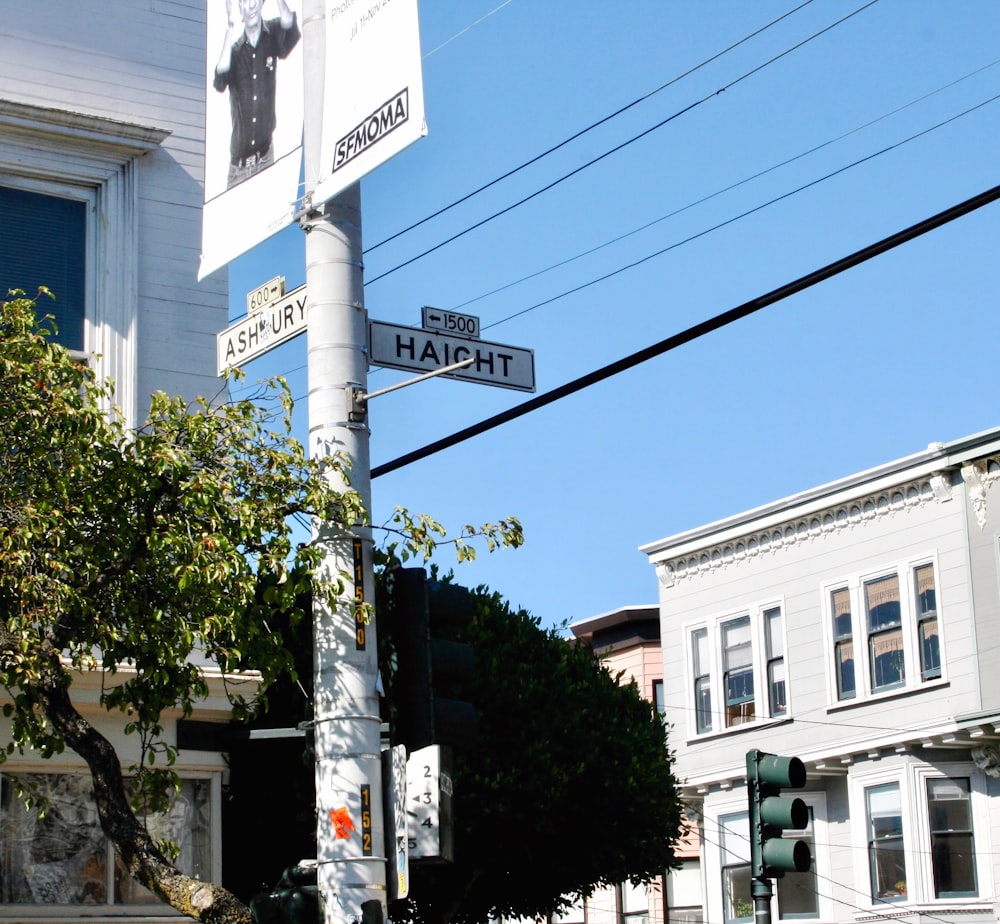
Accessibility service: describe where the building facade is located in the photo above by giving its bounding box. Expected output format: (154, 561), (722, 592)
(0, 2), (234, 918)
(642, 428), (1000, 924)
(570, 606), (701, 924)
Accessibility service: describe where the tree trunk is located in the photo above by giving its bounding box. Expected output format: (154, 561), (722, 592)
(34, 650), (252, 924)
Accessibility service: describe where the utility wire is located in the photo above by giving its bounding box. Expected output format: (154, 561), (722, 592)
(364, 0), (879, 285)
(229, 73), (998, 401)
(365, 0), (817, 254)
(481, 90), (1000, 330)
(370, 182), (1000, 479)
(454, 57), (1000, 319)
(422, 0), (515, 60)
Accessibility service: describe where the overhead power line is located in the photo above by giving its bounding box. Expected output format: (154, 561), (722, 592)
(365, 0), (817, 254)
(371, 182), (1000, 479)
(364, 0), (878, 286)
(457, 57), (1000, 319)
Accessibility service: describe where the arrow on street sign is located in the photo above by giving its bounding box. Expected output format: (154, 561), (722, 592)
(369, 320), (535, 392)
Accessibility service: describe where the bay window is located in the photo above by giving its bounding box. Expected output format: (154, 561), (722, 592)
(688, 601), (787, 737)
(827, 558), (943, 704)
(853, 766), (983, 907)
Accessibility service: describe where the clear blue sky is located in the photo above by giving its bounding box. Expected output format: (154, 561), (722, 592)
(227, 0), (1000, 630)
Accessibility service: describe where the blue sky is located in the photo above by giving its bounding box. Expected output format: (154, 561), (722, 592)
(227, 0), (1000, 630)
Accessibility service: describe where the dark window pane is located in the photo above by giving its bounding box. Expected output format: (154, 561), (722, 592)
(927, 778), (977, 898)
(0, 186), (86, 351)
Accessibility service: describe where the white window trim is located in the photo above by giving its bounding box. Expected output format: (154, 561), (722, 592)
(684, 598), (790, 741)
(702, 792), (830, 924)
(821, 554), (946, 709)
(0, 99), (169, 427)
(0, 767), (220, 918)
(848, 759), (992, 909)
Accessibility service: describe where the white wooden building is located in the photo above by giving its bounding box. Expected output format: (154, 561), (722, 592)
(642, 427), (1000, 924)
(0, 1), (234, 917)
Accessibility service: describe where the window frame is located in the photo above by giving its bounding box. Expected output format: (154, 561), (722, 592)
(704, 793), (829, 924)
(823, 556), (945, 707)
(685, 599), (789, 740)
(0, 768), (221, 917)
(849, 761), (992, 908)
(0, 99), (168, 427)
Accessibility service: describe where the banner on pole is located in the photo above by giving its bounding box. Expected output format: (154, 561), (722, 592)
(199, 0), (305, 280)
(314, 0), (427, 208)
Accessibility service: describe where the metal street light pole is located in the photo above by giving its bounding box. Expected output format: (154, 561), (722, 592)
(302, 2), (386, 922)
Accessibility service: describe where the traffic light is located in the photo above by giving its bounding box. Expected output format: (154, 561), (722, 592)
(387, 568), (477, 751)
(746, 749), (811, 879)
(251, 864), (322, 924)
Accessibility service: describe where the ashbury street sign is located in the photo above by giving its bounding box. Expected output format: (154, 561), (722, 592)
(369, 320), (535, 393)
(217, 284), (308, 375)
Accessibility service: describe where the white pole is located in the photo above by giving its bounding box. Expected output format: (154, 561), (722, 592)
(302, 2), (386, 922)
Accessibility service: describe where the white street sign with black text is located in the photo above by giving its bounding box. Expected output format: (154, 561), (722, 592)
(369, 320), (535, 392)
(217, 284), (308, 375)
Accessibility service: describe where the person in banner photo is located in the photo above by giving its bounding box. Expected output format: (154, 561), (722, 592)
(214, 0), (301, 189)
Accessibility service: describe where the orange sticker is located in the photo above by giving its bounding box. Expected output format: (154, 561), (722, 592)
(329, 806), (356, 840)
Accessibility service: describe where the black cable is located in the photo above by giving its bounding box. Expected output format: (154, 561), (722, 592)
(481, 91), (1000, 330)
(363, 0), (817, 255)
(456, 58), (1000, 320)
(371, 182), (1000, 479)
(364, 0), (880, 286)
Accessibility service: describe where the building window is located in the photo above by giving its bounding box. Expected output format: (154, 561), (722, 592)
(0, 772), (211, 907)
(620, 880), (649, 924)
(830, 587), (855, 700)
(692, 627), (712, 734)
(666, 860), (704, 924)
(776, 806), (817, 918)
(722, 617), (754, 728)
(0, 100), (167, 425)
(764, 607), (786, 716)
(926, 777), (976, 898)
(652, 679), (666, 718)
(0, 185), (87, 352)
(827, 560), (942, 704)
(914, 564), (940, 680)
(865, 783), (907, 902)
(719, 813), (752, 924)
(689, 603), (788, 737)
(865, 575), (904, 691)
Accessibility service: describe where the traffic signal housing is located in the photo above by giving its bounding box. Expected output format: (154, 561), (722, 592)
(387, 568), (477, 751)
(746, 749), (811, 879)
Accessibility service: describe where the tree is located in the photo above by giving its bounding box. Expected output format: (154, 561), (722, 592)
(0, 293), (525, 922)
(0, 293), (358, 920)
(385, 585), (683, 924)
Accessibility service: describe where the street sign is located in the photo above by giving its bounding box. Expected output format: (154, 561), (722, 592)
(383, 745), (409, 900)
(247, 276), (286, 315)
(217, 284), (308, 375)
(369, 320), (535, 392)
(421, 306), (480, 339)
(406, 745), (454, 862)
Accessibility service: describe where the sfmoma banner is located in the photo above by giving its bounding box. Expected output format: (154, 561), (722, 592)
(200, 0), (304, 279)
(314, 0), (426, 208)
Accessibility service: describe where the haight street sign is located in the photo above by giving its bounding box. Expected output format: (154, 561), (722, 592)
(217, 284), (308, 375)
(369, 320), (535, 393)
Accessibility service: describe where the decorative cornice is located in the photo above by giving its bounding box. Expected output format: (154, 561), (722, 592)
(0, 98), (170, 152)
(961, 457), (1000, 529)
(657, 475), (946, 586)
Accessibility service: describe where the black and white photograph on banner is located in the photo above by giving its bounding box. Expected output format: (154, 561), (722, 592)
(200, 0), (304, 279)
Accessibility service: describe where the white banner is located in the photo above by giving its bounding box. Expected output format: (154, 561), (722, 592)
(199, 0), (305, 280)
(314, 0), (427, 208)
